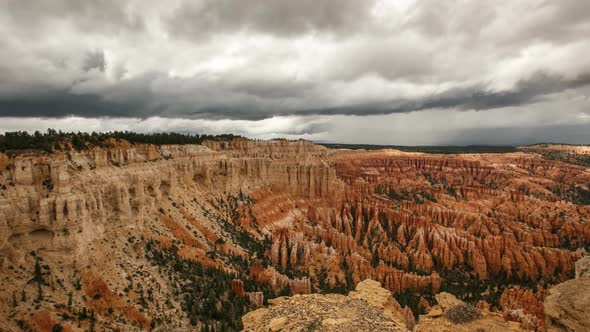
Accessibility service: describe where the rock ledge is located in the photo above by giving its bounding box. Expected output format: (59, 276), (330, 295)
(242, 279), (408, 332)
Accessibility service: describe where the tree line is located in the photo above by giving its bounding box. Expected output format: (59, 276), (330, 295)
(0, 129), (242, 153)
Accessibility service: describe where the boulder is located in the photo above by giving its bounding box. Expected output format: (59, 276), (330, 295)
(575, 255), (590, 279)
(434, 292), (463, 311)
(544, 277), (590, 331)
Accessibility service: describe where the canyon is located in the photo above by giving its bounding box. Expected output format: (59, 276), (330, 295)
(0, 139), (588, 331)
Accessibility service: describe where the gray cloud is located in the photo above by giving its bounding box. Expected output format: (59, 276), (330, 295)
(1, 71), (588, 120)
(1, 0), (590, 144)
(293, 72), (590, 116)
(406, 0), (590, 47)
(393, 72), (590, 114)
(82, 51), (106, 72)
(2, 0), (145, 38)
(166, 0), (376, 39)
(440, 124), (590, 146)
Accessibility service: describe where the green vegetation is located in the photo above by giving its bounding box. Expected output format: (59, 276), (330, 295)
(305, 318), (323, 331)
(443, 303), (482, 324)
(551, 186), (590, 206)
(32, 256), (48, 302)
(394, 290), (429, 318)
(145, 240), (252, 331)
(540, 151), (590, 166)
(574, 187), (590, 205)
(320, 143), (518, 154)
(522, 145), (590, 166)
(438, 266), (567, 310)
(375, 183), (437, 204)
(202, 193), (271, 269)
(145, 236), (283, 331)
(0, 129), (242, 153)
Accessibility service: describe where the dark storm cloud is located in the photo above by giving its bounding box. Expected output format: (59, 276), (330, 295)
(401, 72), (590, 113)
(296, 72), (590, 116)
(1, 71), (589, 120)
(0, 93), (124, 118)
(0, 71), (298, 120)
(166, 0), (376, 39)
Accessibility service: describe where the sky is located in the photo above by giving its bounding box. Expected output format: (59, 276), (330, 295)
(1, 0), (590, 145)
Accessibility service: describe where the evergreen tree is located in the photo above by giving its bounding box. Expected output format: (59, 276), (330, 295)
(33, 257), (43, 284)
(37, 282), (43, 301)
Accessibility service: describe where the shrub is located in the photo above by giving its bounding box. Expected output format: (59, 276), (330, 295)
(443, 303), (482, 324)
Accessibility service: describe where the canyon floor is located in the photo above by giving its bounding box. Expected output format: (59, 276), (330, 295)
(0, 139), (589, 331)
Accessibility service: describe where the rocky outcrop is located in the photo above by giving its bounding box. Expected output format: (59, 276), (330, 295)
(415, 292), (526, 332)
(203, 139), (330, 159)
(544, 256), (590, 331)
(242, 279), (409, 331)
(575, 255), (590, 279)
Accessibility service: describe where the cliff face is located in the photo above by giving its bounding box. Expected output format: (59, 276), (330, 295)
(544, 256), (590, 331)
(0, 141), (588, 331)
(0, 140), (341, 260)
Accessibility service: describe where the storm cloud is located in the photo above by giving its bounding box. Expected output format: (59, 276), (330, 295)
(1, 0), (590, 144)
(167, 0), (376, 39)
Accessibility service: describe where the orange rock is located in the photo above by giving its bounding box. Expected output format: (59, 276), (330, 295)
(500, 286), (545, 331)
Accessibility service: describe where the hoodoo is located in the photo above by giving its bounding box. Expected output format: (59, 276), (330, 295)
(0, 139), (588, 331)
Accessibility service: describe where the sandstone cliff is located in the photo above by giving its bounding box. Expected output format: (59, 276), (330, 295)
(544, 255), (590, 331)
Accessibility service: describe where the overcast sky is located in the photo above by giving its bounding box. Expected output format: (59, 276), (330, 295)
(1, 0), (589, 145)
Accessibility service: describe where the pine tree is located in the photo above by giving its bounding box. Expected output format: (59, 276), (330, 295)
(33, 257), (43, 284)
(37, 282), (43, 301)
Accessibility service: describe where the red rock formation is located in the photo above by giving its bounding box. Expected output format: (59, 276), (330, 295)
(291, 277), (312, 295)
(1, 140), (589, 331)
(247, 292), (264, 307)
(401, 306), (415, 330)
(83, 275), (151, 330)
(419, 297), (431, 314)
(232, 279), (245, 296)
(476, 300), (490, 311)
(500, 287), (546, 331)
